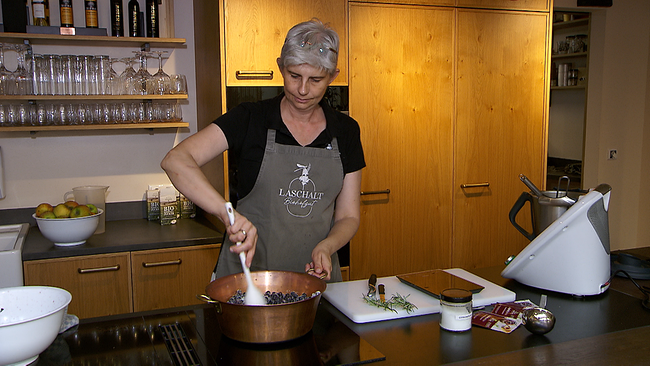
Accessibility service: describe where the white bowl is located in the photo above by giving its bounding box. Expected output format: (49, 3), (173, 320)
(32, 209), (103, 246)
(0, 286), (72, 366)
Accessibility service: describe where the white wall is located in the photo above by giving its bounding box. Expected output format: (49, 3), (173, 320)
(557, 0), (650, 250)
(0, 1), (197, 209)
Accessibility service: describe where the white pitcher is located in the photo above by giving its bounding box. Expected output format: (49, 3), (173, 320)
(64, 185), (109, 234)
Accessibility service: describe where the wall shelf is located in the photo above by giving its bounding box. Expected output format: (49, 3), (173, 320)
(0, 33), (186, 48)
(552, 18), (589, 31)
(552, 52), (587, 59)
(0, 121), (189, 133)
(0, 94), (188, 101)
(551, 85), (586, 90)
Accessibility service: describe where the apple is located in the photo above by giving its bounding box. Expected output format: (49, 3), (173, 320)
(70, 205), (92, 218)
(40, 211), (57, 219)
(64, 200), (79, 209)
(53, 203), (71, 218)
(35, 203), (54, 217)
(86, 204), (98, 215)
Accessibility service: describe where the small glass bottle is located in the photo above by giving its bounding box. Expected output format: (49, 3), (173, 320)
(59, 0), (74, 28)
(85, 0), (98, 28)
(439, 289), (473, 332)
(32, 0), (50, 26)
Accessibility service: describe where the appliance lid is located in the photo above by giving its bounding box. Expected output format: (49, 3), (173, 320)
(0, 223), (29, 253)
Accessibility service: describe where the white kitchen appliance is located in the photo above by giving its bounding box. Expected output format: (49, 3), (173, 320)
(0, 223), (29, 288)
(501, 184), (612, 296)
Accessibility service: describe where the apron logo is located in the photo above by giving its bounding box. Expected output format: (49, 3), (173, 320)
(278, 163), (325, 217)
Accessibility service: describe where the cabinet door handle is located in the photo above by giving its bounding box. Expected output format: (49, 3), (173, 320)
(460, 182), (490, 188)
(142, 259), (182, 268)
(78, 264), (120, 274)
(360, 189), (391, 196)
(235, 70), (274, 80)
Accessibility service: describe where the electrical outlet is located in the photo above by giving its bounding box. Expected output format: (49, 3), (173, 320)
(608, 149), (618, 160)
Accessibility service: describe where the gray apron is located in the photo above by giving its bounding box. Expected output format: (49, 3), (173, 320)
(214, 129), (344, 282)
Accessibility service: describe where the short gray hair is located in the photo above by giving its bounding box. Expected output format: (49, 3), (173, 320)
(279, 19), (339, 75)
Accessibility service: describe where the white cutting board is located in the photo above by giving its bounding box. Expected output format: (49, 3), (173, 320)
(323, 268), (515, 323)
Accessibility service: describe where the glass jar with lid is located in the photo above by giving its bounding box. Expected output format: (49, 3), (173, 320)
(575, 34), (588, 53)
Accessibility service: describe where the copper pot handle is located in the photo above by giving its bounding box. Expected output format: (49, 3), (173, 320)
(196, 294), (222, 313)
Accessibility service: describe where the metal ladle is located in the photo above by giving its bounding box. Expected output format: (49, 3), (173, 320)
(519, 174), (544, 197)
(225, 202), (266, 305)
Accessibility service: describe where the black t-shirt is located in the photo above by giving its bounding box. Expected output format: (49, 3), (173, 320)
(214, 93), (365, 201)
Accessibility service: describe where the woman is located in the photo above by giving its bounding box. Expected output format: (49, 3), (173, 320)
(161, 19), (365, 282)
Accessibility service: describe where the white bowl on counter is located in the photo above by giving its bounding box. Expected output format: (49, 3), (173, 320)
(0, 286), (72, 366)
(32, 209), (103, 246)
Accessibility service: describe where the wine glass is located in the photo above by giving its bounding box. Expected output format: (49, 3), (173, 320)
(129, 51), (152, 95)
(107, 58), (121, 95)
(12, 44), (33, 95)
(0, 43), (14, 95)
(119, 57), (137, 95)
(148, 50), (171, 95)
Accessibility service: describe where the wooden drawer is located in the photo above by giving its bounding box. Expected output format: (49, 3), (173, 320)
(24, 253), (132, 319)
(131, 244), (220, 312)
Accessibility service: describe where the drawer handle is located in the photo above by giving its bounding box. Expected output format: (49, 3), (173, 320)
(78, 264), (120, 274)
(460, 182), (490, 188)
(142, 259), (182, 268)
(235, 70), (274, 80)
(360, 189), (390, 196)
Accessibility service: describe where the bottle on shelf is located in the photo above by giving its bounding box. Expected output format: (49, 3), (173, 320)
(110, 0), (124, 37)
(84, 0), (98, 28)
(128, 0), (141, 37)
(31, 0), (50, 26)
(146, 0), (159, 38)
(59, 0), (74, 28)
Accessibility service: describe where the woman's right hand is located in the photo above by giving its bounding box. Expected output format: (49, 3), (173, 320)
(223, 208), (258, 268)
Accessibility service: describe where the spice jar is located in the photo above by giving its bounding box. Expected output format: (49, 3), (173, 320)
(439, 288), (473, 332)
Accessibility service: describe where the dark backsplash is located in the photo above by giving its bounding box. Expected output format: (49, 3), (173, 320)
(0, 201), (148, 227)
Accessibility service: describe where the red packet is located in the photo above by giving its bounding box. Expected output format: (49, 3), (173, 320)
(490, 300), (536, 319)
(472, 311), (522, 333)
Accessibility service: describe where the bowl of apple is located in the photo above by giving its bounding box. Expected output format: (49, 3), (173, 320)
(33, 201), (103, 246)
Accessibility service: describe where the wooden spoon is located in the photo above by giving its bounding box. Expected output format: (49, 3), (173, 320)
(224, 202), (266, 305)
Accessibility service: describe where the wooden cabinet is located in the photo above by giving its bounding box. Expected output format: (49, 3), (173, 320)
(453, 9), (549, 269)
(351, 0), (454, 5)
(349, 3), (455, 279)
(24, 244), (220, 319)
(349, 3), (549, 279)
(131, 245), (220, 312)
(457, 0), (550, 11)
(220, 0), (348, 86)
(23, 253), (133, 319)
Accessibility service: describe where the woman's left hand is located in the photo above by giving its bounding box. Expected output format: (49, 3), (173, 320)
(306, 245), (332, 280)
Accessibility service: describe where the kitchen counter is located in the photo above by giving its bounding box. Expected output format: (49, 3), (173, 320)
(22, 216), (223, 261)
(329, 266), (650, 365)
(34, 264), (650, 365)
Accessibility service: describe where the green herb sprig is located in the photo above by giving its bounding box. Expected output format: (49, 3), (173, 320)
(362, 292), (418, 314)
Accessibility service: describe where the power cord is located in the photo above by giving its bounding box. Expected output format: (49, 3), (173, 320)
(611, 270), (650, 311)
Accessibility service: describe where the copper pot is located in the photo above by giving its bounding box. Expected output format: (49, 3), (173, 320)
(201, 270), (327, 343)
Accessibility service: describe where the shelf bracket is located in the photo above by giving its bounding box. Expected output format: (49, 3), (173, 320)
(141, 43), (151, 52)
